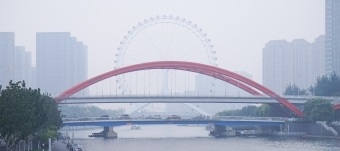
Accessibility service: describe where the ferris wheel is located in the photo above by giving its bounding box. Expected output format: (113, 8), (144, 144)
(114, 15), (218, 95)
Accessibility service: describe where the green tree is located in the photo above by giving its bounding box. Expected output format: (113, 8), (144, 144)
(0, 81), (39, 150)
(216, 109), (241, 116)
(312, 72), (340, 96)
(303, 98), (333, 122)
(60, 105), (125, 118)
(239, 105), (259, 116)
(334, 110), (340, 121)
(283, 83), (307, 96)
(0, 81), (62, 150)
(216, 105), (282, 117)
(257, 104), (285, 117)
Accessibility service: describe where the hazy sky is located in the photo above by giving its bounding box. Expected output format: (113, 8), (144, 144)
(0, 0), (324, 84)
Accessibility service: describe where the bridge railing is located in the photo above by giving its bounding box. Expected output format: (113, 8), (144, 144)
(62, 115), (293, 122)
(211, 115), (295, 121)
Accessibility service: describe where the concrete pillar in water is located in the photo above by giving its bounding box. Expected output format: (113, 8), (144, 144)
(104, 126), (118, 138)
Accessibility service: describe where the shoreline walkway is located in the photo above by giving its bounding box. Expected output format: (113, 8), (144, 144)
(52, 141), (68, 151)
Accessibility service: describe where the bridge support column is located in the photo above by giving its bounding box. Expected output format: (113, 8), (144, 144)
(89, 126), (118, 138)
(103, 126), (118, 138)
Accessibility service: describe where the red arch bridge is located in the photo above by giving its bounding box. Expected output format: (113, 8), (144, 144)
(54, 61), (340, 118)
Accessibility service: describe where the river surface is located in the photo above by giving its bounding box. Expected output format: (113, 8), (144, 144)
(66, 125), (340, 151)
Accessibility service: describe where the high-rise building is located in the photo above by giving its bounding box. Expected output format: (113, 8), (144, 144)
(0, 32), (15, 87)
(0, 32), (33, 87)
(36, 32), (88, 96)
(13, 46), (33, 86)
(262, 40), (290, 94)
(289, 39), (313, 89)
(325, 0), (340, 75)
(263, 37), (325, 95)
(313, 35), (325, 79)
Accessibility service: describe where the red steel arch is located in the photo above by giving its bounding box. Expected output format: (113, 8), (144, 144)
(55, 61), (304, 117)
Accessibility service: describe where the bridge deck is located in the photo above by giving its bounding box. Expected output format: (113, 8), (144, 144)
(59, 96), (326, 104)
(63, 119), (285, 127)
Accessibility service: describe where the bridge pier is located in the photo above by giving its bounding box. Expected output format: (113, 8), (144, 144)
(89, 126), (117, 138)
(104, 126), (118, 138)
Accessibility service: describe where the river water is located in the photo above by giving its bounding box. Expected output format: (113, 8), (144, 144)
(67, 125), (340, 151)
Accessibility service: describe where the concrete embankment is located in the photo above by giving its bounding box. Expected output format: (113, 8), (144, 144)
(283, 123), (340, 139)
(304, 135), (340, 139)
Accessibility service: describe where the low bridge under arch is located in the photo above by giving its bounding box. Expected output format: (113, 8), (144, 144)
(55, 61), (304, 117)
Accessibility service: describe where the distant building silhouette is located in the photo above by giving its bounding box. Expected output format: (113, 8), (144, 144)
(262, 36), (325, 94)
(325, 0), (340, 75)
(165, 72), (253, 114)
(36, 32), (88, 96)
(194, 72), (253, 113)
(0, 32), (33, 87)
(195, 72), (252, 97)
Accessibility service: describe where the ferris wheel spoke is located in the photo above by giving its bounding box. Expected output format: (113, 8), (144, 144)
(131, 34), (157, 59)
(171, 30), (198, 58)
(134, 33), (162, 61)
(142, 29), (164, 60)
(116, 16), (218, 95)
(165, 23), (177, 59)
(178, 43), (209, 61)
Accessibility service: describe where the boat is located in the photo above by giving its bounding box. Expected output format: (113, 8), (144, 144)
(89, 132), (105, 137)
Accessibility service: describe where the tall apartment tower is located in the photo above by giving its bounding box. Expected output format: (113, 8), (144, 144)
(14, 46), (33, 87)
(325, 0), (340, 75)
(36, 32), (88, 96)
(0, 32), (33, 87)
(0, 32), (15, 87)
(262, 40), (290, 94)
(313, 35), (325, 78)
(262, 37), (324, 95)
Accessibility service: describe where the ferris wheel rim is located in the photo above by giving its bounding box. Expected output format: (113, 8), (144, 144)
(114, 15), (218, 94)
(115, 15), (218, 69)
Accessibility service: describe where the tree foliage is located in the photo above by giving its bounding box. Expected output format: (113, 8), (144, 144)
(303, 98), (333, 122)
(60, 105), (125, 118)
(311, 72), (340, 96)
(283, 83), (307, 96)
(216, 105), (278, 117)
(334, 110), (340, 121)
(0, 81), (62, 150)
(37, 126), (59, 146)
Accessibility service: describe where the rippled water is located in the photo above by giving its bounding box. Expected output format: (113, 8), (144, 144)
(67, 125), (340, 151)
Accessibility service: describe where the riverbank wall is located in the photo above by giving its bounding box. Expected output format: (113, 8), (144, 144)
(288, 123), (336, 136)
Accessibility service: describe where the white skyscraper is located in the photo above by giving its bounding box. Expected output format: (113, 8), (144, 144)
(312, 35), (325, 80)
(263, 37), (325, 95)
(289, 39), (313, 89)
(0, 32), (33, 87)
(13, 46), (33, 87)
(0, 32), (15, 87)
(36, 32), (88, 96)
(325, 0), (340, 75)
(262, 40), (290, 94)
